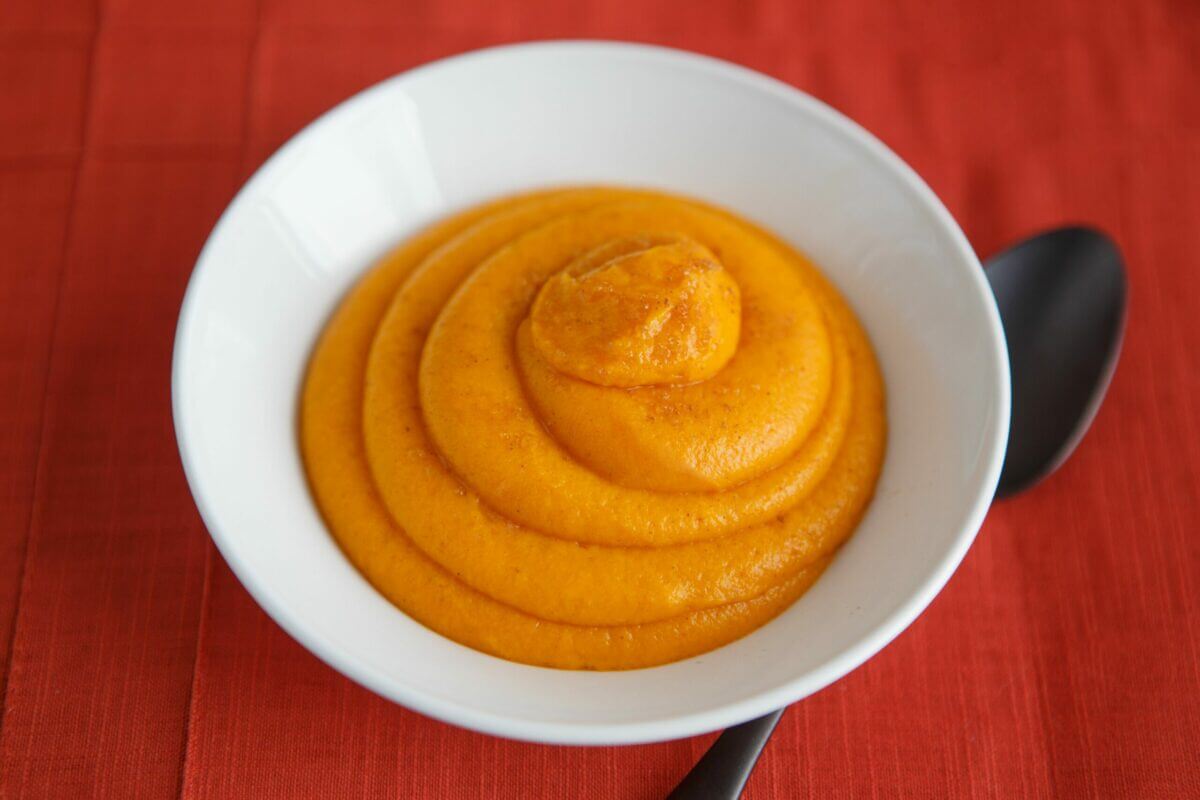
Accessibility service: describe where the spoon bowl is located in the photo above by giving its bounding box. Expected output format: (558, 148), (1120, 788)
(988, 227), (1127, 497)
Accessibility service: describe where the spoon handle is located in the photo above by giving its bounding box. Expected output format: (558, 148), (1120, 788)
(666, 709), (784, 799)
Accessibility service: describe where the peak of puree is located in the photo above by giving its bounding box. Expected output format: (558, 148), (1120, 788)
(529, 236), (741, 388)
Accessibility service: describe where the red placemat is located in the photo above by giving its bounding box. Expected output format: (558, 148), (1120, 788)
(2, 1), (1198, 797)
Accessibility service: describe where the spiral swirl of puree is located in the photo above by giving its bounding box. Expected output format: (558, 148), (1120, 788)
(301, 188), (886, 670)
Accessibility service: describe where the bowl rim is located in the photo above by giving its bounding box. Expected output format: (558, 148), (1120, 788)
(172, 39), (1010, 745)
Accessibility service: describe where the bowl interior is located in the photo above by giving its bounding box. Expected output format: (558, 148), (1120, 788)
(173, 42), (1008, 744)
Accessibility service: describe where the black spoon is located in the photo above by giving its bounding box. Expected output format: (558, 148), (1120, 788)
(667, 227), (1127, 800)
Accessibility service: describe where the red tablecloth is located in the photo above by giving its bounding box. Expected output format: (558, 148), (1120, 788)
(2, 1), (1198, 797)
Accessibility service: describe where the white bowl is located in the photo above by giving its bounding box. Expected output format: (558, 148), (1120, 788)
(172, 41), (1009, 745)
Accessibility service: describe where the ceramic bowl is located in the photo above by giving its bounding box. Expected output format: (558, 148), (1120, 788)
(172, 41), (1009, 744)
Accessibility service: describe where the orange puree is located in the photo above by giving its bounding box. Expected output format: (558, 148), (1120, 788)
(300, 188), (885, 670)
